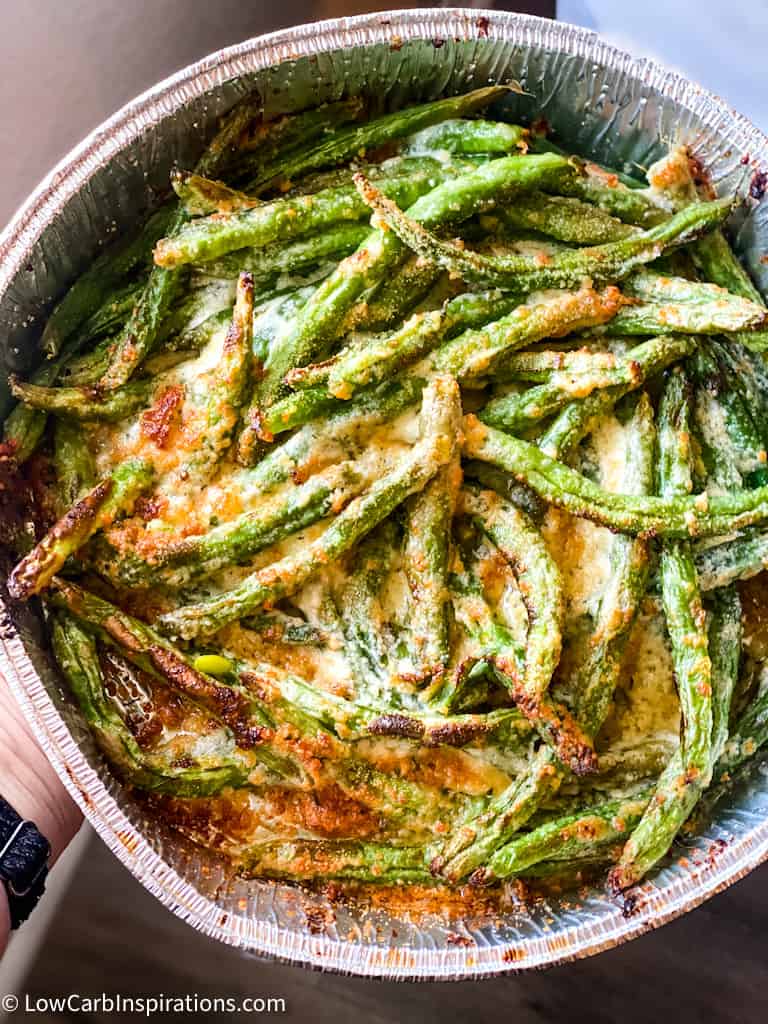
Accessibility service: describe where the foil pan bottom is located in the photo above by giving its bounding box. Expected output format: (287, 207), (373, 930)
(2, 8), (768, 978)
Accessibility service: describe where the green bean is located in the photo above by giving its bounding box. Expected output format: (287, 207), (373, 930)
(481, 334), (695, 433)
(607, 743), (703, 893)
(96, 97), (263, 389)
(3, 350), (68, 462)
(498, 192), (637, 244)
(76, 281), (144, 345)
(537, 385), (627, 461)
(426, 553), (523, 713)
(234, 97), (365, 185)
(96, 208), (188, 388)
(92, 460), (368, 588)
(717, 344), (768, 450)
(345, 254), (441, 332)
(403, 392), (462, 683)
(628, 269), (763, 317)
(8, 459), (154, 599)
(155, 171), (439, 270)
(694, 232), (768, 351)
(51, 612), (250, 796)
(717, 669), (768, 774)
(194, 93), (266, 180)
(647, 145), (768, 351)
(9, 375), (154, 422)
(172, 170), (261, 216)
(461, 486), (595, 775)
(60, 293), (215, 393)
(289, 311), (445, 396)
(4, 291), (138, 459)
(49, 578), (289, 760)
(191, 223), (369, 281)
(175, 271), (253, 484)
(527, 133), (645, 188)
(244, 839), (431, 884)
(601, 301), (763, 337)
(249, 287), (318, 370)
(332, 522), (400, 705)
(596, 739), (677, 786)
(691, 341), (768, 489)
(657, 369), (711, 738)
(157, 376), (461, 639)
(285, 154), (472, 197)
(496, 346), (632, 383)
(2, 406), (47, 465)
(242, 612), (330, 647)
(692, 529), (768, 590)
(424, 284), (622, 381)
(254, 381), (381, 441)
(596, 271), (767, 335)
(40, 206), (175, 358)
(158, 280), (237, 341)
(234, 375), (424, 495)
(280, 667), (532, 748)
(402, 118), (527, 155)
(357, 177), (733, 291)
(681, 327), (768, 576)
(608, 367), (713, 891)
(294, 288), (523, 398)
(60, 340), (114, 389)
(520, 854), (615, 881)
(709, 587), (743, 764)
(477, 791), (651, 883)
(241, 86), (511, 193)
(432, 745), (560, 882)
(236, 154), (570, 461)
(429, 659), (497, 718)
(52, 418), (95, 514)
(164, 308), (231, 355)
(233, 240), (420, 456)
(464, 417), (768, 538)
(552, 161), (665, 226)
(462, 459), (546, 522)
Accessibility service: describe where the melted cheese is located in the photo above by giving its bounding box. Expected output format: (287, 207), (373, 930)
(600, 611), (680, 748)
(87, 286), (687, 860)
(591, 413), (628, 493)
(542, 507), (613, 621)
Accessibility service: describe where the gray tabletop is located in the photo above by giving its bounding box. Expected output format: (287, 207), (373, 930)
(3, 2), (767, 1019)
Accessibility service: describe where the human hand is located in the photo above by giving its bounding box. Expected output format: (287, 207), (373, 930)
(0, 677), (81, 949)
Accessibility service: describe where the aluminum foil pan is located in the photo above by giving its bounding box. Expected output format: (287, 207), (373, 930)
(2, 8), (768, 979)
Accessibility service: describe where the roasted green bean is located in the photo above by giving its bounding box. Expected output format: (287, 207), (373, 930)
(8, 90), (768, 896)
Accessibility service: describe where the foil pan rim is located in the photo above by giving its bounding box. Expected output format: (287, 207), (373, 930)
(2, 8), (768, 979)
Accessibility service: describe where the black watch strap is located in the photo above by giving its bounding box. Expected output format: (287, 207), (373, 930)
(0, 797), (50, 929)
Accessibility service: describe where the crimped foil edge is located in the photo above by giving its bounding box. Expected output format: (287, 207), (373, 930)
(1, 8), (768, 979)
